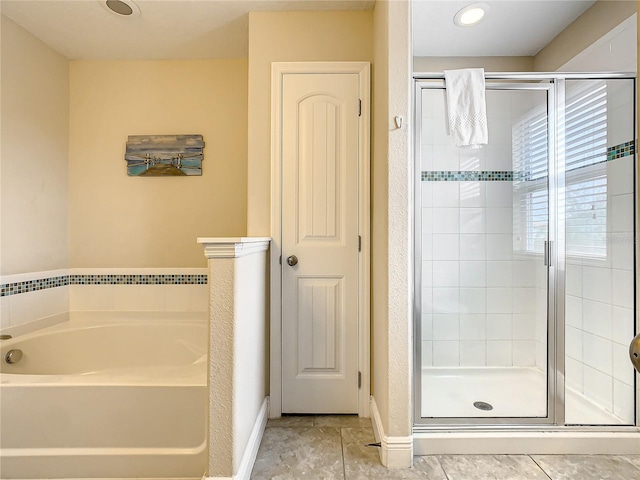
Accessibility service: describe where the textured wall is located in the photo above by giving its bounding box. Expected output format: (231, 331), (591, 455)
(414, 56), (534, 73)
(372, 0), (390, 438)
(372, 0), (412, 467)
(385, 0), (412, 446)
(534, 1), (636, 71)
(205, 243), (268, 477)
(232, 253), (267, 472)
(1, 16), (69, 276)
(69, 59), (248, 268)
(246, 10), (373, 236)
(208, 258), (235, 476)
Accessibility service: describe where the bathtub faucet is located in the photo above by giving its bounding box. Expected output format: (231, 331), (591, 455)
(5, 349), (22, 364)
(630, 334), (640, 374)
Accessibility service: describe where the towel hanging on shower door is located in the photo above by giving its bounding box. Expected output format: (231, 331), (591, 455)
(444, 68), (488, 149)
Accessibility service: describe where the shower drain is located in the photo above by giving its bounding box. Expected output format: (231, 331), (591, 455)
(473, 401), (493, 411)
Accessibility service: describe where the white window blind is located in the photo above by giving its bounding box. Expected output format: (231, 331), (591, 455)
(565, 170), (607, 257)
(564, 82), (608, 258)
(513, 102), (548, 255)
(513, 81), (608, 258)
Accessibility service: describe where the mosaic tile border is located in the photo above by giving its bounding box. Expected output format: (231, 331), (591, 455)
(422, 141), (635, 182)
(0, 276), (69, 297)
(421, 171), (518, 182)
(0, 274), (208, 297)
(70, 274), (207, 285)
(607, 140), (635, 161)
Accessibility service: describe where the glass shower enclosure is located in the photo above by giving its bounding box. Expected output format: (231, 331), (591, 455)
(414, 73), (636, 428)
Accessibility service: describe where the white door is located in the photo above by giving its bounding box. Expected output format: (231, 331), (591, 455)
(281, 72), (360, 413)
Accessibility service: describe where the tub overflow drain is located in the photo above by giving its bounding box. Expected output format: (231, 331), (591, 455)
(473, 401), (493, 411)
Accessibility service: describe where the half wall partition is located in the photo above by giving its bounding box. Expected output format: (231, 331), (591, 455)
(414, 73), (636, 429)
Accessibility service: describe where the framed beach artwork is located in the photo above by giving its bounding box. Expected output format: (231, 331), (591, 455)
(125, 134), (204, 176)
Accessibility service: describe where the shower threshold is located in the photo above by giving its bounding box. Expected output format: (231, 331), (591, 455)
(412, 427), (640, 455)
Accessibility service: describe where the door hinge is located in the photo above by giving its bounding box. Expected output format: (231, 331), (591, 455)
(358, 235), (362, 252)
(279, 255), (282, 265)
(358, 371), (362, 389)
(358, 99), (362, 117)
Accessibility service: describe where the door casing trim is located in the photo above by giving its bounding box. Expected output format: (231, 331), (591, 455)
(269, 62), (371, 418)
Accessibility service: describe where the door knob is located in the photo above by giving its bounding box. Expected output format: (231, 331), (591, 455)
(286, 255), (298, 266)
(629, 333), (640, 373)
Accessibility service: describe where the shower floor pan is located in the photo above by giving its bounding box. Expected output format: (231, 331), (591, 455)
(415, 367), (640, 455)
(422, 367), (623, 424)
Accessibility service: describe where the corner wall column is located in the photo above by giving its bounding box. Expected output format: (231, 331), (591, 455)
(198, 237), (271, 479)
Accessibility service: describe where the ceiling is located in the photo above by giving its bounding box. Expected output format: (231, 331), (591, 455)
(1, 0), (599, 60)
(413, 0), (597, 57)
(0, 0), (374, 59)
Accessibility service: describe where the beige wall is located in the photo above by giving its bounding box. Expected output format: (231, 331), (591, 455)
(69, 59), (248, 268)
(413, 56), (534, 72)
(1, 15), (69, 276)
(534, 0), (636, 71)
(384, 0), (412, 448)
(372, 0), (412, 464)
(372, 0), (390, 440)
(246, 10), (373, 235)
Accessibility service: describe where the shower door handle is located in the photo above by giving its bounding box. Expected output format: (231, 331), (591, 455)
(544, 241), (553, 266)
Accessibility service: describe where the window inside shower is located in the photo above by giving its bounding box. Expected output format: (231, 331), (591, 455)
(414, 76), (636, 427)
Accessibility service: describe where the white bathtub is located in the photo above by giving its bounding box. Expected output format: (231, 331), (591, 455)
(0, 311), (208, 479)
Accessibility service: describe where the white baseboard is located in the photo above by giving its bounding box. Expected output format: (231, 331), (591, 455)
(370, 396), (384, 450)
(204, 397), (268, 480)
(369, 396), (413, 469)
(235, 397), (269, 480)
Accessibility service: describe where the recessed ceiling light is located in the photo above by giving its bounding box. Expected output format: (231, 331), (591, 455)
(101, 0), (140, 17)
(454, 3), (490, 27)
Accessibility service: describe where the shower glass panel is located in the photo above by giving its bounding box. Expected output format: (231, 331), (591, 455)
(415, 74), (637, 428)
(563, 79), (636, 426)
(416, 83), (553, 422)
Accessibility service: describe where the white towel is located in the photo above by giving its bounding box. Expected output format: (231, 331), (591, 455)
(444, 68), (488, 149)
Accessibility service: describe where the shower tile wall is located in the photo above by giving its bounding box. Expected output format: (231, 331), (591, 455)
(564, 80), (636, 424)
(420, 89), (544, 369)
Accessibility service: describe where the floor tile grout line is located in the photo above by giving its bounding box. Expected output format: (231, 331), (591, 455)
(255, 419), (640, 479)
(340, 427), (347, 480)
(528, 455), (553, 480)
(619, 455), (640, 472)
(435, 455), (452, 480)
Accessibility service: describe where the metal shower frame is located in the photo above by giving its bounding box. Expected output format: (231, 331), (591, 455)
(412, 72), (637, 432)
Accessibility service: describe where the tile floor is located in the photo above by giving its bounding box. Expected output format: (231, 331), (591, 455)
(250, 415), (640, 479)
